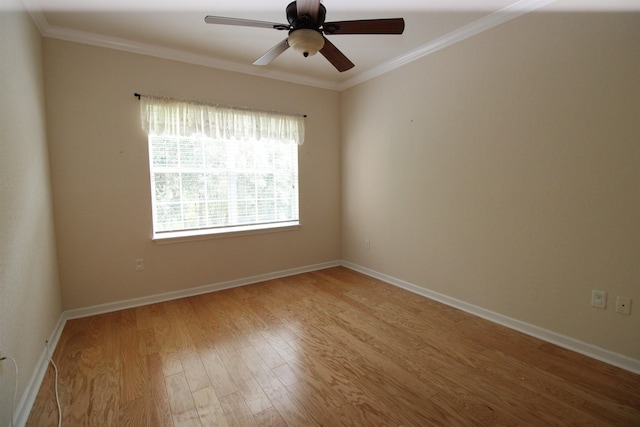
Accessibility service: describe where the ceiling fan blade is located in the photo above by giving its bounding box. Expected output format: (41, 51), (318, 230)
(323, 18), (405, 35)
(295, 0), (320, 21)
(319, 37), (354, 72)
(253, 38), (290, 66)
(205, 16), (289, 30)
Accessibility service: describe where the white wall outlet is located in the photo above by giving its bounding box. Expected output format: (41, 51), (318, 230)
(365, 239), (371, 249)
(591, 290), (607, 309)
(135, 258), (144, 271)
(615, 296), (631, 315)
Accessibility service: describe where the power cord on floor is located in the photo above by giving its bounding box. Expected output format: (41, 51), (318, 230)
(45, 340), (62, 427)
(1, 355), (18, 427)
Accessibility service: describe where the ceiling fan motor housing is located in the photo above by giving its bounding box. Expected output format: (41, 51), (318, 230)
(286, 1), (326, 29)
(286, 1), (326, 57)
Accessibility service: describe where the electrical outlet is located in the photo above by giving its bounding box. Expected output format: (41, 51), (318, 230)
(135, 258), (144, 271)
(615, 296), (631, 315)
(365, 239), (370, 249)
(591, 290), (607, 309)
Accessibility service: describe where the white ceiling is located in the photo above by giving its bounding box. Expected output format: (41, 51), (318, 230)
(14, 0), (640, 91)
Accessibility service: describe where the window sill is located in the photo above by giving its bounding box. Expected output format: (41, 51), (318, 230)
(152, 221), (300, 245)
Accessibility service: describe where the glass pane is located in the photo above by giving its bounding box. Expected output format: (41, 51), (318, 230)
(179, 139), (203, 167)
(183, 202), (206, 229)
(258, 199), (275, 222)
(235, 141), (255, 169)
(236, 173), (256, 199)
(155, 203), (182, 231)
(206, 173), (229, 201)
(152, 138), (179, 167)
(276, 174), (295, 199)
(182, 173), (205, 201)
(204, 140), (226, 168)
(274, 144), (294, 169)
(276, 198), (294, 220)
(255, 143), (274, 169)
(206, 202), (228, 226)
(256, 173), (275, 197)
(237, 200), (256, 224)
(154, 173), (181, 202)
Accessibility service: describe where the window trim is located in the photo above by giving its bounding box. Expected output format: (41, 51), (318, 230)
(139, 95), (304, 241)
(147, 134), (300, 240)
(152, 220), (301, 245)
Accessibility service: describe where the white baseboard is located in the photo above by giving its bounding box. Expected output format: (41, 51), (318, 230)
(13, 314), (66, 427)
(16, 258), (638, 426)
(64, 260), (342, 320)
(14, 260), (340, 426)
(342, 261), (640, 375)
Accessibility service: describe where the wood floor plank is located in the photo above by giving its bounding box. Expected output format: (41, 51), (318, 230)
(160, 350), (185, 377)
(135, 304), (155, 330)
(235, 345), (317, 426)
(163, 299), (198, 354)
(138, 327), (159, 356)
(253, 407), (287, 427)
(187, 296), (229, 352)
(152, 303), (186, 377)
(165, 372), (201, 427)
(87, 312), (121, 425)
(218, 391), (259, 427)
(217, 346), (274, 415)
(245, 333), (287, 370)
(147, 353), (177, 427)
(26, 266), (640, 426)
(457, 314), (547, 362)
(120, 309), (147, 404)
(192, 386), (230, 427)
(119, 397), (151, 427)
(471, 344), (640, 425)
(180, 351), (211, 393)
(199, 347), (238, 398)
(25, 364), (60, 426)
(352, 364), (446, 426)
(433, 359), (602, 425)
(280, 380), (345, 427)
(331, 401), (402, 427)
(428, 390), (522, 426)
(274, 355), (348, 411)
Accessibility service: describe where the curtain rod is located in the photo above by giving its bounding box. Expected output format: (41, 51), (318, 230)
(133, 93), (307, 117)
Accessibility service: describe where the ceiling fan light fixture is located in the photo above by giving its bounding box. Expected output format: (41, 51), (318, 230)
(288, 29), (325, 57)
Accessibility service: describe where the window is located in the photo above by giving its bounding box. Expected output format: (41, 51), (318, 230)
(139, 95), (304, 240)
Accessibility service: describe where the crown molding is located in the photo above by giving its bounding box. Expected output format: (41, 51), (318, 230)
(338, 0), (558, 90)
(25, 0), (557, 92)
(40, 25), (342, 91)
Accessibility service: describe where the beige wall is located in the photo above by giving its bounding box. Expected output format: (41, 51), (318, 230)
(341, 12), (640, 360)
(43, 39), (342, 310)
(0, 3), (63, 424)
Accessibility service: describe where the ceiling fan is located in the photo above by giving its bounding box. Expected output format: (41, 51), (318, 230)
(204, 0), (405, 72)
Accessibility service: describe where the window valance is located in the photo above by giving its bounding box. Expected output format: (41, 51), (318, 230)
(139, 95), (305, 144)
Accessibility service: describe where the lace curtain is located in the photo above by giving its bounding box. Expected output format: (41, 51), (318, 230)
(139, 95), (305, 144)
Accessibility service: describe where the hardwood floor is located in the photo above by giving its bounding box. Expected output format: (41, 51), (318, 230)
(27, 267), (640, 426)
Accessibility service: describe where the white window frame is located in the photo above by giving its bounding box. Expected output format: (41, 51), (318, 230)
(138, 95), (304, 243)
(148, 135), (300, 242)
